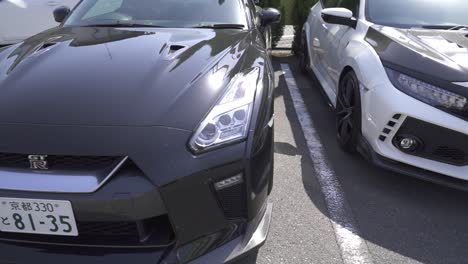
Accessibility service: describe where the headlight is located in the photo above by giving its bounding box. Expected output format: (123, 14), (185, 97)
(385, 67), (467, 111)
(189, 68), (260, 152)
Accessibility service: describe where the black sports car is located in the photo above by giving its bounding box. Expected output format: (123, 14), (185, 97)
(0, 0), (279, 263)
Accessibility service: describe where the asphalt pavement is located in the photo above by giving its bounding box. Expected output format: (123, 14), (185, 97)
(247, 53), (468, 264)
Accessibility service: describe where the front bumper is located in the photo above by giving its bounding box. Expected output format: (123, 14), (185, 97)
(0, 203), (272, 264)
(183, 203), (272, 264)
(0, 120), (274, 263)
(361, 75), (468, 183)
(359, 137), (468, 191)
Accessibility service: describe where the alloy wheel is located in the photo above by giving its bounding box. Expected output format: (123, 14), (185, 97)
(336, 72), (361, 152)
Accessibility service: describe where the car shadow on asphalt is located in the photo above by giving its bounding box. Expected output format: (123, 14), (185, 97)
(273, 53), (468, 264)
(274, 142), (300, 157)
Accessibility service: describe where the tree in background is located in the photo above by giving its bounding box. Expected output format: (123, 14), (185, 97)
(259, 0), (285, 47)
(258, 0), (319, 49)
(292, 0), (318, 53)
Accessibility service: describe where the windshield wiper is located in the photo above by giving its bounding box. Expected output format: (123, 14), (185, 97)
(81, 22), (165, 28)
(448, 25), (468, 30)
(190, 24), (245, 29)
(420, 25), (468, 30)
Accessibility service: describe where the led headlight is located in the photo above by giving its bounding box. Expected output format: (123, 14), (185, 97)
(189, 68), (260, 152)
(386, 67), (467, 111)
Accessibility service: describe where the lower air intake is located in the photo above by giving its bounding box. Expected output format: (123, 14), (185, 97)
(215, 176), (247, 219)
(393, 117), (468, 166)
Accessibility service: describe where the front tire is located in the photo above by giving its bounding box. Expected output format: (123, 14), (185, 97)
(267, 122), (274, 195)
(299, 35), (310, 74)
(336, 71), (362, 153)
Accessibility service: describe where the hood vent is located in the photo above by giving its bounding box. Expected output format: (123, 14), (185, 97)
(33, 42), (57, 55)
(161, 43), (188, 60)
(39, 42), (56, 50)
(169, 45), (186, 52)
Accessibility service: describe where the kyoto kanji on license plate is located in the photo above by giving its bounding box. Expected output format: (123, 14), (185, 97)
(0, 198), (78, 236)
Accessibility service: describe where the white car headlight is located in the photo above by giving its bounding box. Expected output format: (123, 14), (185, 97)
(189, 68), (260, 152)
(386, 67), (467, 111)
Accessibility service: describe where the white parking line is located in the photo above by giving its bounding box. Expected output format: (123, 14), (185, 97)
(281, 64), (373, 264)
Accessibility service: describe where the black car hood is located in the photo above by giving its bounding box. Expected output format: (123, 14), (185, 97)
(365, 25), (468, 82)
(0, 27), (250, 129)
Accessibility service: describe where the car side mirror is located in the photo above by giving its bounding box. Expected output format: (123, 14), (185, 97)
(260, 8), (281, 26)
(53, 6), (71, 23)
(321, 8), (357, 28)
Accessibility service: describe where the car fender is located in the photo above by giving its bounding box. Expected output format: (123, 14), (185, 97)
(302, 21), (310, 45)
(338, 32), (391, 139)
(339, 34), (388, 92)
(302, 15), (313, 57)
(304, 3), (321, 54)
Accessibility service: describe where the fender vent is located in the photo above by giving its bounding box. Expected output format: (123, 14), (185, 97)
(379, 114), (404, 142)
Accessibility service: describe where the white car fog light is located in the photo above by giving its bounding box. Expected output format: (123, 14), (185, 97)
(396, 135), (421, 152)
(400, 138), (416, 149)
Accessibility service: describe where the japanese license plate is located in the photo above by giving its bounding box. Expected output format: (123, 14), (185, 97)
(0, 198), (78, 236)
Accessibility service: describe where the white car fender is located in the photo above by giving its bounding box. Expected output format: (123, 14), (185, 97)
(338, 32), (392, 139)
(338, 26), (387, 92)
(302, 6), (316, 58)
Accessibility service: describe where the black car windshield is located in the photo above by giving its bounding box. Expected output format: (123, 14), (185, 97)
(366, 0), (468, 28)
(64, 0), (247, 28)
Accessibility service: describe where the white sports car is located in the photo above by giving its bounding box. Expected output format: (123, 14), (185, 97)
(302, 0), (468, 189)
(0, 0), (78, 45)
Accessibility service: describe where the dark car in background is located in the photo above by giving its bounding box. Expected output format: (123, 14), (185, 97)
(0, 0), (280, 263)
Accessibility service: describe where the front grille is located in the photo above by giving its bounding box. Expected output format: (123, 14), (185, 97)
(78, 221), (139, 237)
(0, 153), (121, 170)
(432, 146), (467, 165)
(0, 216), (175, 247)
(393, 117), (468, 166)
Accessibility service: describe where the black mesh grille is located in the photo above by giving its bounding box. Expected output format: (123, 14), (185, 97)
(0, 153), (29, 168)
(0, 216), (175, 247)
(432, 147), (467, 164)
(0, 221), (139, 246)
(49, 156), (120, 170)
(77, 221), (138, 236)
(393, 117), (468, 166)
(0, 153), (121, 170)
(215, 179), (247, 219)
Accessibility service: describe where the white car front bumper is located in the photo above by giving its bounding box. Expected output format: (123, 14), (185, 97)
(361, 76), (468, 184)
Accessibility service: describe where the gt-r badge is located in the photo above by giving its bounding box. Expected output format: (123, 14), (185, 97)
(28, 155), (48, 170)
